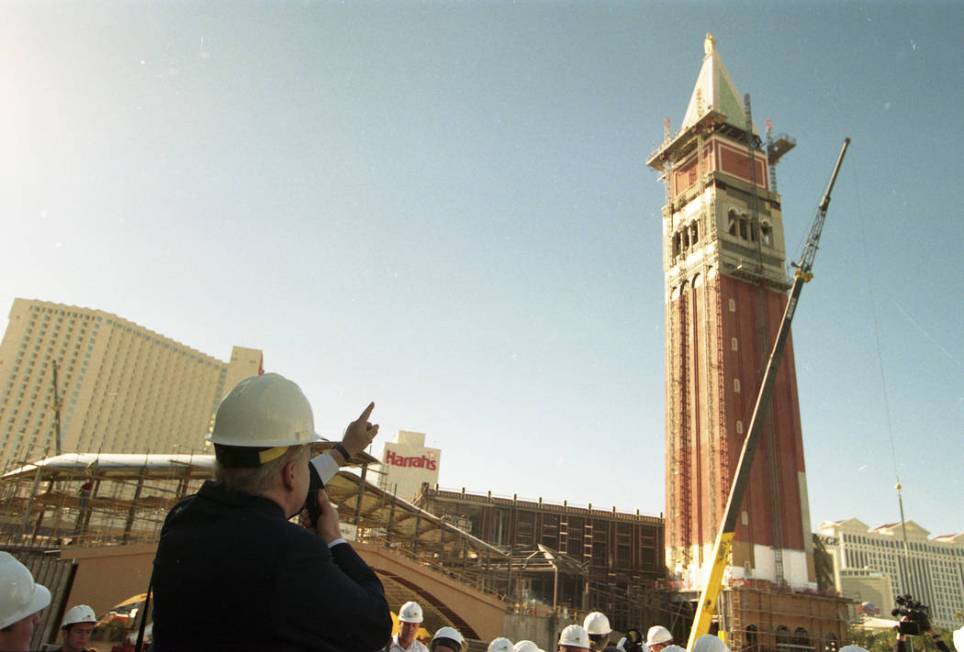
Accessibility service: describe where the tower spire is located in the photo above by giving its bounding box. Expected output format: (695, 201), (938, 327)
(681, 33), (755, 134)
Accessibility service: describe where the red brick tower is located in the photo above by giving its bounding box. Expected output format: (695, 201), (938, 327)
(647, 33), (816, 593)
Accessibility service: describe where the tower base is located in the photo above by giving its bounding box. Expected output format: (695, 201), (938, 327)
(723, 582), (849, 652)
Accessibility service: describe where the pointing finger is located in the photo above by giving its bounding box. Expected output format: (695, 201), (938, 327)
(358, 401), (375, 422)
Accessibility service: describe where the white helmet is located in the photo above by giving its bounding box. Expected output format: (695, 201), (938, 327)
(433, 626), (464, 649)
(953, 627), (963, 652)
(514, 641), (540, 652)
(61, 604), (96, 628)
(692, 635), (730, 652)
(584, 611), (612, 635)
(559, 624), (591, 649)
(488, 638), (514, 652)
(0, 552), (51, 630)
(398, 600), (424, 624)
(646, 626), (673, 646)
(209, 374), (323, 449)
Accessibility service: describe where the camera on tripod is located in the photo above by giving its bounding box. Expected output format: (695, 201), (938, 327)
(891, 594), (930, 635)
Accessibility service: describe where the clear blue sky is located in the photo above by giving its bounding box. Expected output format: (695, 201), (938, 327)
(2, 2), (961, 534)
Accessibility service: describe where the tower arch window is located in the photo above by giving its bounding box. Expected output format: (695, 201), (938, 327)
(728, 298), (736, 312)
(776, 626), (792, 652)
(736, 420), (744, 434)
(733, 378), (741, 393)
(730, 337), (738, 351)
(761, 223), (773, 246)
(727, 210), (738, 236)
(739, 217), (749, 240)
(746, 625), (759, 652)
(690, 222), (699, 245)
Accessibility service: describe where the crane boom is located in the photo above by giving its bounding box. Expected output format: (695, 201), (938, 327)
(686, 138), (850, 650)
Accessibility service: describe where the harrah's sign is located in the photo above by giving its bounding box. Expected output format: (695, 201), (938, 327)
(385, 450), (437, 471)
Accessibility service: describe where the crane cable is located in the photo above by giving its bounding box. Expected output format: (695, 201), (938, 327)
(852, 155), (914, 582)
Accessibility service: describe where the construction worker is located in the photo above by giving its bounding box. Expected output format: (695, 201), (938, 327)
(584, 612), (616, 651)
(431, 626), (465, 652)
(0, 552), (51, 652)
(488, 637), (514, 652)
(645, 626), (675, 652)
(559, 624), (591, 652)
(390, 601), (429, 652)
(152, 373), (391, 652)
(515, 641), (541, 652)
(692, 634), (730, 652)
(53, 604), (97, 652)
(616, 628), (644, 652)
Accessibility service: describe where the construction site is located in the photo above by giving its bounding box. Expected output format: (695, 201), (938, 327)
(0, 32), (868, 652)
(0, 446), (683, 650)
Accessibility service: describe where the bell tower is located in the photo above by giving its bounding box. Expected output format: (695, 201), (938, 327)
(646, 34), (815, 592)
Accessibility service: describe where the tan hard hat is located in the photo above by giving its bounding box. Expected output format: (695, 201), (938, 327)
(208, 374), (323, 466)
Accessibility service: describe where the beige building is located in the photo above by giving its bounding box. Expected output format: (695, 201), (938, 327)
(838, 568), (895, 617)
(818, 518), (964, 630)
(0, 298), (263, 469)
(377, 430), (440, 502)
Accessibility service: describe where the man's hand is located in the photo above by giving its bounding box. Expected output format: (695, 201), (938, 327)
(315, 490), (342, 544)
(342, 402), (379, 457)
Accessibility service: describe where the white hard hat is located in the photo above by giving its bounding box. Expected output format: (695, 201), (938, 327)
(61, 604), (96, 628)
(209, 374), (323, 456)
(692, 635), (730, 652)
(953, 627), (963, 652)
(0, 552), (51, 630)
(559, 624), (591, 649)
(489, 638), (514, 652)
(514, 641), (540, 652)
(839, 647), (868, 652)
(398, 600), (424, 624)
(433, 626), (464, 649)
(584, 611), (612, 635)
(646, 626), (673, 646)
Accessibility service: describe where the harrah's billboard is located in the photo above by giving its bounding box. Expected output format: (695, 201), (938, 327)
(385, 450), (437, 471)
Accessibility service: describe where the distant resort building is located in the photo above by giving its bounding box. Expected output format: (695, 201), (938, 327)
(818, 518), (964, 630)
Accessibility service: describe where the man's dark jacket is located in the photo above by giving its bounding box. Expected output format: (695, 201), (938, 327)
(151, 481), (391, 651)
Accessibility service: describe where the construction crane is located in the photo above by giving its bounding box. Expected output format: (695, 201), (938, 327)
(686, 137), (851, 650)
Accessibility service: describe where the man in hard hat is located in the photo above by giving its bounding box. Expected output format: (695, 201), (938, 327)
(584, 612), (617, 652)
(0, 552), (51, 652)
(152, 373), (391, 652)
(431, 626), (464, 652)
(616, 628), (644, 652)
(53, 604), (97, 652)
(390, 601), (429, 652)
(559, 624), (591, 652)
(488, 637), (513, 652)
(645, 625), (674, 652)
(514, 641), (540, 652)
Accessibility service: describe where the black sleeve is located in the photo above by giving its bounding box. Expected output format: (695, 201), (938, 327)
(895, 639), (906, 652)
(276, 531), (391, 651)
(933, 637), (950, 652)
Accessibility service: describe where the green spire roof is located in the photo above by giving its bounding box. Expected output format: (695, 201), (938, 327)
(680, 34), (757, 134)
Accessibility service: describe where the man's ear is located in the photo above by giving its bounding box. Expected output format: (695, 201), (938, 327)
(281, 459), (298, 491)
